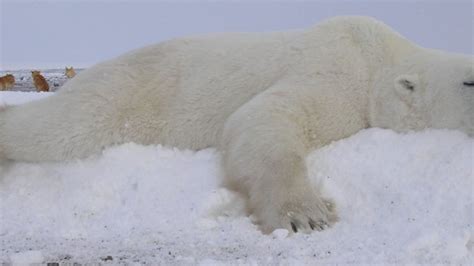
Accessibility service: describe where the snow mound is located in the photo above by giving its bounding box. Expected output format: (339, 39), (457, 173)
(0, 91), (472, 264)
(0, 91), (53, 105)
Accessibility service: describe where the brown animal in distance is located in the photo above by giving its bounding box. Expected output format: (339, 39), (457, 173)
(31, 71), (49, 92)
(65, 66), (76, 78)
(0, 74), (15, 91)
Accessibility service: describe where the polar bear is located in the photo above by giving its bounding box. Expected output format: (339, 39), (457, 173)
(0, 16), (472, 233)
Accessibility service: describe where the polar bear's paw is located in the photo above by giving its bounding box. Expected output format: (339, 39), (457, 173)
(256, 192), (338, 234)
(280, 197), (338, 234)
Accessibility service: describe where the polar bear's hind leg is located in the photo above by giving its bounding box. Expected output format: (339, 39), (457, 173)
(0, 90), (125, 162)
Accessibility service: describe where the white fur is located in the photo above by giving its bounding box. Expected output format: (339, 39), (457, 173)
(1, 16), (472, 233)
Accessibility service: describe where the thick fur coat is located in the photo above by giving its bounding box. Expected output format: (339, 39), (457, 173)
(0, 16), (472, 233)
(0, 74), (15, 91)
(31, 71), (49, 92)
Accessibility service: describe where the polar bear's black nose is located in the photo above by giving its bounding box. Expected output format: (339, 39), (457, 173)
(463, 81), (474, 87)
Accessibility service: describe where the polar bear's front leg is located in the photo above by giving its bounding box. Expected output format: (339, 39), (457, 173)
(220, 91), (337, 233)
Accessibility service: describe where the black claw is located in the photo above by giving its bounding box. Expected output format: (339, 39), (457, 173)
(290, 222), (298, 233)
(317, 220), (328, 230)
(309, 219), (316, 230)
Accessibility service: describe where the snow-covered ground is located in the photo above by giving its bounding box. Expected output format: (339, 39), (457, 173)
(0, 91), (472, 265)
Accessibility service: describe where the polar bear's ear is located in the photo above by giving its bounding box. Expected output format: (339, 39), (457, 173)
(394, 74), (419, 101)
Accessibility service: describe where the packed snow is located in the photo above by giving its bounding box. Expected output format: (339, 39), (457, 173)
(0, 91), (472, 264)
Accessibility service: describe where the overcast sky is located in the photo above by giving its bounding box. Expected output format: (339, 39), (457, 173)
(0, 0), (472, 70)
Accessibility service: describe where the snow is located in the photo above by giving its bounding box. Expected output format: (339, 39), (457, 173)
(0, 91), (53, 106)
(8, 250), (44, 264)
(0, 91), (472, 264)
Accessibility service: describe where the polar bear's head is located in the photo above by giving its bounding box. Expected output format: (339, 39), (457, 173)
(370, 50), (473, 136)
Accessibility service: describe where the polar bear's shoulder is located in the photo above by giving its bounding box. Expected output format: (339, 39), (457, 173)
(313, 16), (405, 41)
(307, 16), (416, 62)
(315, 16), (393, 31)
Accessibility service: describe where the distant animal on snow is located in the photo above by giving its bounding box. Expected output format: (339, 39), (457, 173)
(0, 74), (15, 91)
(65, 67), (76, 78)
(31, 71), (49, 92)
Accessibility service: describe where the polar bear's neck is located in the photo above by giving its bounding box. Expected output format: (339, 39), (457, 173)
(343, 16), (419, 68)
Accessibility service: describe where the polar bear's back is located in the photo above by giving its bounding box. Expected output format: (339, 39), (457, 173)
(156, 32), (304, 147)
(0, 16), (415, 161)
(53, 16), (404, 150)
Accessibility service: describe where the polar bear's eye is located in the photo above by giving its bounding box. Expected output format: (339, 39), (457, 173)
(463, 81), (474, 87)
